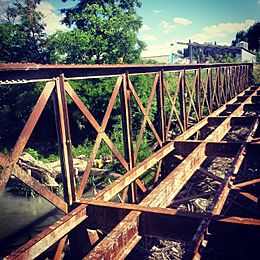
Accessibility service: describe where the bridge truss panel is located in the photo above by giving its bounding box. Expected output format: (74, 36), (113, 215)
(0, 63), (259, 259)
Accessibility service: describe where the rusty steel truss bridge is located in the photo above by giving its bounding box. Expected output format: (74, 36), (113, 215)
(0, 62), (259, 259)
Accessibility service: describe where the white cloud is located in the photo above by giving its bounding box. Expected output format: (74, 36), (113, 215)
(159, 21), (176, 33)
(140, 24), (151, 32)
(141, 42), (181, 57)
(258, 0), (260, 4)
(37, 1), (68, 34)
(189, 19), (255, 43)
(153, 9), (162, 14)
(140, 34), (157, 42)
(173, 17), (193, 26)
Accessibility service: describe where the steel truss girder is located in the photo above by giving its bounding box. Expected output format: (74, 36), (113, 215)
(1, 62), (258, 259)
(4, 86), (259, 260)
(0, 63), (250, 84)
(84, 86), (260, 259)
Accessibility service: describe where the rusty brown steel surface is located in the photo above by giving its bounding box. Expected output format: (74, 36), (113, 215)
(54, 76), (76, 206)
(173, 140), (242, 157)
(4, 204), (87, 260)
(84, 211), (140, 260)
(64, 81), (129, 170)
(188, 98), (259, 258)
(0, 63), (251, 85)
(120, 73), (137, 202)
(0, 62), (250, 71)
(0, 81), (55, 194)
(232, 178), (260, 189)
(83, 199), (260, 227)
(157, 70), (166, 143)
(1, 63), (257, 259)
(179, 70), (188, 131)
(53, 235), (68, 260)
(84, 86), (258, 259)
(76, 76), (123, 199)
(0, 153), (68, 213)
(93, 141), (175, 201)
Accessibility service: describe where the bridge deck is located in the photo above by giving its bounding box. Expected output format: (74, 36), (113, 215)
(0, 63), (259, 259)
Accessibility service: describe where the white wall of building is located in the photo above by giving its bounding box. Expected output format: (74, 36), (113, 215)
(241, 49), (256, 62)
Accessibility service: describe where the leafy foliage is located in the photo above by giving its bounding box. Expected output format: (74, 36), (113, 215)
(60, 0), (145, 64)
(0, 1), (157, 177)
(47, 29), (92, 64)
(232, 22), (260, 51)
(0, 0), (48, 63)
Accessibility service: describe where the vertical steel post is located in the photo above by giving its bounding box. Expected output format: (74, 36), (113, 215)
(156, 70), (167, 178)
(216, 67), (221, 105)
(243, 65), (247, 90)
(234, 66), (238, 96)
(179, 70), (187, 131)
(238, 65), (242, 93)
(156, 70), (166, 143)
(248, 63), (254, 86)
(53, 74), (76, 206)
(223, 67), (227, 102)
(120, 72), (136, 203)
(196, 68), (202, 120)
(54, 75), (90, 259)
(207, 68), (213, 113)
(226, 67), (231, 101)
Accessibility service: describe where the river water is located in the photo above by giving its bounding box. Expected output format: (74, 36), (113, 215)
(0, 188), (64, 258)
(0, 185), (115, 258)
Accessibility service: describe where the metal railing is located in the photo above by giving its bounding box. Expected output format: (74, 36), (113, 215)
(0, 62), (253, 259)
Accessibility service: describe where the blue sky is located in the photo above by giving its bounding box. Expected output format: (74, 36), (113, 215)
(38, 0), (260, 57)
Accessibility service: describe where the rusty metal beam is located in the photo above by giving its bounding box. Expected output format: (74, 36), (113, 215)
(84, 211), (141, 260)
(0, 63), (250, 84)
(173, 140), (241, 157)
(232, 178), (260, 189)
(4, 204), (87, 260)
(0, 82), (55, 194)
(196, 167), (223, 182)
(237, 191), (259, 203)
(53, 75), (76, 206)
(119, 73), (137, 202)
(0, 153), (68, 213)
(84, 87), (258, 259)
(188, 113), (259, 258)
(1, 64), (255, 259)
(93, 141), (174, 201)
(82, 199), (260, 235)
(207, 116), (257, 127)
(225, 103), (260, 113)
(171, 191), (216, 204)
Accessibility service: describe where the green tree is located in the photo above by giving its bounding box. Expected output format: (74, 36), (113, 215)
(231, 30), (247, 47)
(47, 29), (92, 64)
(0, 0), (48, 63)
(232, 22), (260, 52)
(59, 0), (145, 64)
(0, 0), (50, 151)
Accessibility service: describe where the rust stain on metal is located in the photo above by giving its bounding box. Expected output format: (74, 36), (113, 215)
(1, 63), (259, 259)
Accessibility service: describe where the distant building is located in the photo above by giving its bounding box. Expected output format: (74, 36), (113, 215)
(182, 41), (256, 63)
(141, 41), (256, 64)
(235, 42), (256, 63)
